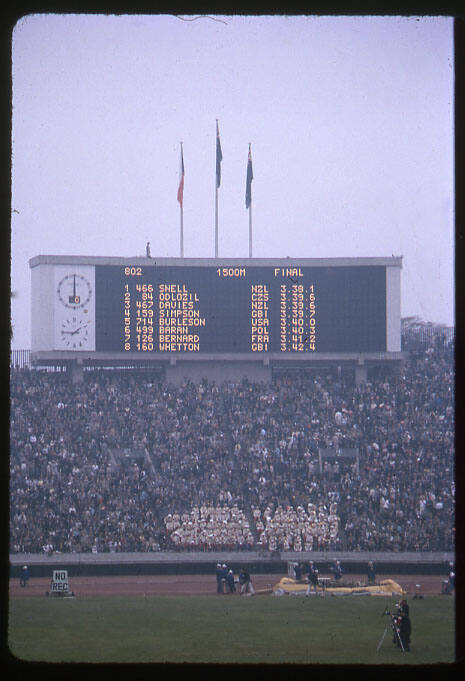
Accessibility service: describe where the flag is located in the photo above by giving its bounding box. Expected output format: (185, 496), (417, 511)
(177, 145), (185, 205)
(216, 121), (222, 188)
(246, 145), (253, 208)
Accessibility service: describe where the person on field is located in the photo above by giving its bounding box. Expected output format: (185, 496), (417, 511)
(294, 563), (303, 581)
(331, 560), (343, 582)
(367, 561), (376, 585)
(447, 563), (455, 593)
(394, 600), (411, 652)
(220, 564), (228, 592)
(305, 564), (319, 596)
(19, 565), (29, 587)
(215, 563), (224, 594)
(239, 567), (255, 595)
(226, 569), (236, 593)
(303, 560), (317, 582)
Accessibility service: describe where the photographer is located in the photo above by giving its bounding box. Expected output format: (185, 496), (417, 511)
(397, 599), (409, 616)
(394, 600), (411, 652)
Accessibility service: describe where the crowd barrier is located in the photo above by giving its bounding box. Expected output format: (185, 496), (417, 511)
(9, 550), (454, 579)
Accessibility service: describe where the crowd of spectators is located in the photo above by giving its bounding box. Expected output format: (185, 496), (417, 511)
(9, 337), (454, 554)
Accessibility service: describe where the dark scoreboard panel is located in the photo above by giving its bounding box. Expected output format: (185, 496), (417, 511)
(95, 264), (387, 353)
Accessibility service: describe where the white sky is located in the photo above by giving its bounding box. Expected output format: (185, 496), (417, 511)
(10, 14), (455, 349)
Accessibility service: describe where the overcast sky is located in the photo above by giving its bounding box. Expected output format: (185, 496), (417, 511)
(10, 13), (454, 349)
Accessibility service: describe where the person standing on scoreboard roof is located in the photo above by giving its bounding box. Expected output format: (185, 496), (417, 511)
(146, 241), (151, 258)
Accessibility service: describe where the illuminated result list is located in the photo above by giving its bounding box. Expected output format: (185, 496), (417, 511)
(92, 262), (386, 353)
(120, 266), (318, 353)
(278, 282), (316, 352)
(124, 282), (206, 352)
(158, 284), (206, 351)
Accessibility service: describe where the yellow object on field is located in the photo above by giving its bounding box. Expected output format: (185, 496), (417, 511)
(273, 577), (406, 596)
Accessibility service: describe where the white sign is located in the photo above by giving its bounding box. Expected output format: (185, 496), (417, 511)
(51, 569), (69, 592)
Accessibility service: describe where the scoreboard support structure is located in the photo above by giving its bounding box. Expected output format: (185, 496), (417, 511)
(29, 255), (405, 385)
(30, 351), (404, 386)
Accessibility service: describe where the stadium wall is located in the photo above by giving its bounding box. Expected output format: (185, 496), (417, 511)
(9, 551), (454, 579)
(165, 359), (272, 385)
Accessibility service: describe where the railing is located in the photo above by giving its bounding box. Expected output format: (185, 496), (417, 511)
(401, 326), (455, 352)
(10, 349), (31, 369)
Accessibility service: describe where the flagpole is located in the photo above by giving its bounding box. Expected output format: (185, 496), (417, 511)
(215, 120), (218, 257)
(246, 142), (253, 258)
(180, 142), (184, 258)
(249, 198), (252, 258)
(215, 185), (218, 258)
(215, 119), (222, 258)
(180, 200), (184, 258)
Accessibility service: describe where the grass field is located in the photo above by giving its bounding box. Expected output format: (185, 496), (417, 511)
(8, 594), (454, 665)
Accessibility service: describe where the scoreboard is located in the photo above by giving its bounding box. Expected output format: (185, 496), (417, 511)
(30, 256), (402, 356)
(97, 264), (386, 353)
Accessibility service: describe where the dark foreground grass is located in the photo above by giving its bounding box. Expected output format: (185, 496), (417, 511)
(8, 594), (454, 665)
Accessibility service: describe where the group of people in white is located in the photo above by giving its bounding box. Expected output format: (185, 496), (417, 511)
(164, 504), (255, 550)
(163, 500), (340, 552)
(253, 502), (339, 552)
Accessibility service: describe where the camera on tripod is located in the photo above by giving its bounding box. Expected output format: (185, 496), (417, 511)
(381, 603), (399, 617)
(378, 605), (406, 653)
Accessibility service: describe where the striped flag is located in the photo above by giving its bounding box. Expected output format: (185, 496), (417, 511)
(216, 121), (222, 188)
(177, 145), (185, 205)
(246, 145), (253, 208)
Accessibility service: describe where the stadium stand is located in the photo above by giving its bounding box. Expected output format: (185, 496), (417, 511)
(9, 335), (454, 555)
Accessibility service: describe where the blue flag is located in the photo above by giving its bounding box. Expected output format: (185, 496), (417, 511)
(216, 121), (222, 188)
(246, 146), (253, 208)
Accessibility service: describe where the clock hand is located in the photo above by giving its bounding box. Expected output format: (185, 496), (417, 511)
(73, 275), (76, 299)
(62, 323), (88, 336)
(70, 323), (87, 335)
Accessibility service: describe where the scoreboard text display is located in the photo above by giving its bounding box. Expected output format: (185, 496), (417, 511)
(94, 264), (387, 353)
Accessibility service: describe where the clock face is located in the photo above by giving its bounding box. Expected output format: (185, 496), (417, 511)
(57, 274), (92, 309)
(59, 315), (90, 349)
(53, 266), (96, 352)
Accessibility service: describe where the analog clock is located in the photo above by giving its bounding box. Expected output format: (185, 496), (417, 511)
(59, 315), (90, 349)
(57, 274), (92, 309)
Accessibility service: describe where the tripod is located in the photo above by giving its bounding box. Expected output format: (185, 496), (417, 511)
(377, 609), (405, 653)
